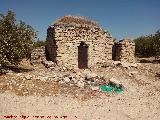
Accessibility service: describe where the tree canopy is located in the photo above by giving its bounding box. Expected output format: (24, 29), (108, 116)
(0, 10), (37, 65)
(134, 30), (160, 59)
(33, 39), (46, 48)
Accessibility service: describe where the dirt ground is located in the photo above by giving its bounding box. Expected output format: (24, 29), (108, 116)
(0, 59), (160, 120)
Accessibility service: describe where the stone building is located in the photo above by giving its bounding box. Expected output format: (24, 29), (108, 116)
(46, 16), (114, 69)
(114, 39), (135, 63)
(30, 15), (135, 69)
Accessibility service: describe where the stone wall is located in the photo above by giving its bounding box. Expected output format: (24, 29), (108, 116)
(46, 24), (114, 69)
(30, 46), (46, 64)
(30, 16), (135, 68)
(114, 39), (135, 63)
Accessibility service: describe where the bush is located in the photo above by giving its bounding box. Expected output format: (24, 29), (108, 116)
(0, 10), (37, 65)
(134, 30), (160, 59)
(33, 40), (46, 48)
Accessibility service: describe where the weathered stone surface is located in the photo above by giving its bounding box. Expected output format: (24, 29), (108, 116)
(30, 16), (135, 71)
(24, 75), (33, 80)
(63, 77), (70, 83)
(42, 61), (55, 68)
(90, 86), (100, 91)
(109, 77), (122, 87)
(129, 71), (138, 77)
(114, 39), (135, 63)
(46, 15), (114, 69)
(30, 46), (46, 64)
(77, 81), (85, 88)
(35, 76), (49, 81)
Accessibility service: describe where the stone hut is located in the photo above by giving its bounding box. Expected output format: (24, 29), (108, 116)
(114, 39), (135, 63)
(46, 15), (114, 69)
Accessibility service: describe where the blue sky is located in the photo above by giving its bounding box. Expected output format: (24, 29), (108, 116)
(0, 0), (160, 40)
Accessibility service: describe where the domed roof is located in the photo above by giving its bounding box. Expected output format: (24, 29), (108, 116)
(53, 15), (99, 27)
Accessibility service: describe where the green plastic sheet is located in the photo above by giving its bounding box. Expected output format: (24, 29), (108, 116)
(99, 85), (123, 93)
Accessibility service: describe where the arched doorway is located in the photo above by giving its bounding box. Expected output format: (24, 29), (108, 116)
(78, 42), (88, 69)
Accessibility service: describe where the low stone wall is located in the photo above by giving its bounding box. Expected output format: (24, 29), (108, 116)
(30, 46), (46, 64)
(114, 39), (135, 63)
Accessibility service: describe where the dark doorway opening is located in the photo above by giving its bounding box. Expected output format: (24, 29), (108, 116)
(78, 42), (88, 69)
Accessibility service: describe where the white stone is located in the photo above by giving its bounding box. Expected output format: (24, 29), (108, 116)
(36, 76), (49, 81)
(121, 62), (131, 69)
(43, 61), (55, 68)
(79, 77), (84, 82)
(25, 75), (33, 80)
(62, 67), (67, 70)
(77, 81), (85, 88)
(109, 77), (121, 85)
(130, 63), (138, 68)
(129, 71), (138, 76)
(16, 73), (23, 76)
(72, 78), (77, 83)
(85, 72), (98, 80)
(113, 61), (121, 65)
(63, 77), (70, 82)
(91, 86), (100, 91)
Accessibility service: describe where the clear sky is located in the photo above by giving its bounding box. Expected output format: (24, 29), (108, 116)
(0, 0), (160, 40)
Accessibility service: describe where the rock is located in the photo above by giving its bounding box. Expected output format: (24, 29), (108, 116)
(85, 73), (98, 80)
(93, 77), (107, 85)
(6, 72), (14, 75)
(79, 77), (84, 82)
(121, 62), (131, 69)
(91, 86), (100, 91)
(109, 77), (122, 87)
(113, 61), (139, 69)
(90, 73), (98, 78)
(59, 80), (64, 84)
(83, 69), (92, 75)
(62, 67), (67, 71)
(130, 63), (138, 68)
(43, 61), (55, 68)
(113, 61), (121, 66)
(49, 67), (55, 70)
(120, 62), (138, 69)
(36, 76), (49, 81)
(72, 77), (77, 83)
(63, 77), (70, 83)
(16, 73), (23, 76)
(6, 69), (14, 73)
(77, 81), (85, 88)
(129, 71), (138, 76)
(25, 75), (33, 80)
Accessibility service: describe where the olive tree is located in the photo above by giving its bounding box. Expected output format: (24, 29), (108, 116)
(0, 10), (37, 65)
(134, 30), (160, 59)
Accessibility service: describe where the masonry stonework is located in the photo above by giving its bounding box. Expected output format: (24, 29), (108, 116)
(114, 39), (135, 63)
(31, 16), (136, 68)
(30, 46), (46, 64)
(46, 16), (114, 69)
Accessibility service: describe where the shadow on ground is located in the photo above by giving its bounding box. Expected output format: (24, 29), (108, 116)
(0, 65), (34, 74)
(139, 59), (160, 64)
(155, 73), (160, 79)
